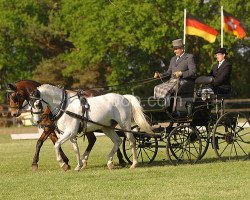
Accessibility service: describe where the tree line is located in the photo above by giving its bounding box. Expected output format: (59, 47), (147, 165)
(0, 0), (249, 102)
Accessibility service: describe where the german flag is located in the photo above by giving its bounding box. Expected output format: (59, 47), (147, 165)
(186, 13), (218, 43)
(223, 11), (247, 39)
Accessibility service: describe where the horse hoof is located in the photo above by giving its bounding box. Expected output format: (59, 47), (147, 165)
(62, 163), (70, 171)
(66, 164), (71, 170)
(74, 165), (83, 171)
(31, 164), (38, 171)
(81, 160), (87, 169)
(119, 160), (126, 167)
(107, 161), (114, 170)
(130, 163), (138, 169)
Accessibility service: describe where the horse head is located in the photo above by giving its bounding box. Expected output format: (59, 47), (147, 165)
(6, 83), (27, 117)
(6, 80), (41, 117)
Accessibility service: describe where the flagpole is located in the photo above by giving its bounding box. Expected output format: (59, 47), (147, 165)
(183, 9), (186, 48)
(221, 6), (224, 47)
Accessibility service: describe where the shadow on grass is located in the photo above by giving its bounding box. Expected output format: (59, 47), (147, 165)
(123, 156), (250, 169)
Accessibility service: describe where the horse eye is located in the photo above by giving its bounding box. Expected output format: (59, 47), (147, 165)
(34, 100), (42, 109)
(34, 101), (39, 107)
(12, 94), (18, 103)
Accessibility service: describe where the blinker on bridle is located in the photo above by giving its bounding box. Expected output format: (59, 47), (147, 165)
(7, 91), (28, 109)
(29, 88), (67, 122)
(29, 95), (49, 116)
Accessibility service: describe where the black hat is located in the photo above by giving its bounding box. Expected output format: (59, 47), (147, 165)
(214, 47), (228, 55)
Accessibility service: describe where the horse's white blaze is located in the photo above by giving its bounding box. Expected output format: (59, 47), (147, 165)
(31, 84), (152, 169)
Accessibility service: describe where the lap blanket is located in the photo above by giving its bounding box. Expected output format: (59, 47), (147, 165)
(154, 77), (179, 98)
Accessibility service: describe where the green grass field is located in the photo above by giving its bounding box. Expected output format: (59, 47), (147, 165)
(0, 127), (249, 200)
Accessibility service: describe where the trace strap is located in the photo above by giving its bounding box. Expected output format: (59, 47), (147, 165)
(65, 110), (150, 135)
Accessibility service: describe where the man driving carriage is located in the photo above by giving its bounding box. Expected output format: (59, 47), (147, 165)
(153, 38), (197, 106)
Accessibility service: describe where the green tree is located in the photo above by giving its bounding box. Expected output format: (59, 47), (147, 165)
(0, 0), (74, 101)
(0, 0), (249, 102)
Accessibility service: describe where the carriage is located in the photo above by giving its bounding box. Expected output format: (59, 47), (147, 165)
(6, 78), (250, 170)
(119, 76), (250, 165)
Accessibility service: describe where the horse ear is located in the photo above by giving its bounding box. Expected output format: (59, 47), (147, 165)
(5, 83), (17, 93)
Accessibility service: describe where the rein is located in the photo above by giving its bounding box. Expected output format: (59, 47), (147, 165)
(32, 85), (155, 136)
(89, 75), (169, 92)
(34, 93), (150, 135)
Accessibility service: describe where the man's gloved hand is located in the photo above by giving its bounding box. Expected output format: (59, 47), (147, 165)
(173, 71), (182, 78)
(154, 72), (161, 78)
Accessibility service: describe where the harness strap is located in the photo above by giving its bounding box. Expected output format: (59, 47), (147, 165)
(65, 110), (150, 135)
(51, 89), (67, 121)
(76, 90), (90, 137)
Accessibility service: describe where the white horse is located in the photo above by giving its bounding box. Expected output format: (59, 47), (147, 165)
(30, 84), (153, 170)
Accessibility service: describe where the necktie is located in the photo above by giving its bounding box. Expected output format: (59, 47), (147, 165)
(218, 62), (222, 68)
(176, 57), (180, 62)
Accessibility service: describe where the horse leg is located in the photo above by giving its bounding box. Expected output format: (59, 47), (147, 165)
(102, 128), (122, 170)
(125, 132), (138, 169)
(70, 137), (83, 171)
(54, 132), (71, 171)
(81, 132), (96, 169)
(126, 132), (138, 169)
(49, 131), (70, 170)
(117, 148), (126, 167)
(31, 131), (50, 171)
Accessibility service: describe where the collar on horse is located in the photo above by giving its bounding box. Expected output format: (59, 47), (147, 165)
(51, 88), (68, 121)
(76, 90), (90, 136)
(51, 89), (90, 136)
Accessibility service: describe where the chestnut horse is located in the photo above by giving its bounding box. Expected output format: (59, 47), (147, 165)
(6, 80), (126, 171)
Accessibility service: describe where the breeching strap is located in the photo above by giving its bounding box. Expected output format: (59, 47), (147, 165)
(65, 110), (151, 135)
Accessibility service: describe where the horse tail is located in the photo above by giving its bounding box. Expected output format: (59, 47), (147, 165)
(123, 95), (153, 134)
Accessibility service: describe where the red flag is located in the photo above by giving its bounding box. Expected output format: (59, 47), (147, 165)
(186, 14), (218, 43)
(223, 11), (247, 39)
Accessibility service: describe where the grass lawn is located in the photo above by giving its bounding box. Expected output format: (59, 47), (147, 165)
(0, 127), (249, 200)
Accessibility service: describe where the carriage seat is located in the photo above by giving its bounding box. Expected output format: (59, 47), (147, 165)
(195, 76), (214, 85)
(195, 76), (231, 99)
(195, 76), (215, 101)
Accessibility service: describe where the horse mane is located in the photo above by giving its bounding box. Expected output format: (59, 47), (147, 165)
(37, 83), (64, 90)
(37, 84), (57, 90)
(37, 84), (63, 99)
(15, 79), (41, 85)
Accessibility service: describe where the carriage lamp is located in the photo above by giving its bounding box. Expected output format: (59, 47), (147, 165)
(201, 88), (214, 101)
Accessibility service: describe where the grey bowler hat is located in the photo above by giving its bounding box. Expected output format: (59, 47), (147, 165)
(172, 39), (184, 48)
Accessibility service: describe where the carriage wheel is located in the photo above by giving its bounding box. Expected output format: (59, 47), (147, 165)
(212, 112), (250, 161)
(122, 134), (158, 164)
(166, 125), (202, 165)
(195, 125), (211, 160)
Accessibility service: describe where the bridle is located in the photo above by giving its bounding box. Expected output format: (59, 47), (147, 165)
(29, 88), (88, 136)
(30, 88), (68, 122)
(7, 91), (29, 110)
